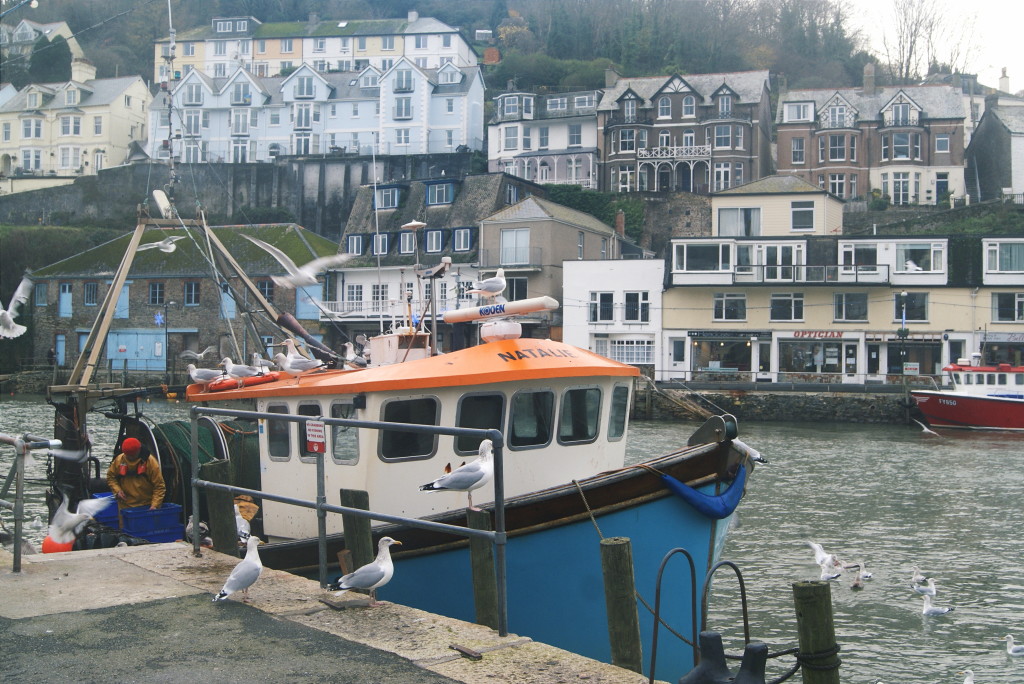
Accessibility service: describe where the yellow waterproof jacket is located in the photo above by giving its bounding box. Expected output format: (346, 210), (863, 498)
(106, 453), (166, 509)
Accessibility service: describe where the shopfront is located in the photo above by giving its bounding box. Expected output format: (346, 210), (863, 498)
(981, 332), (1024, 366)
(688, 330), (771, 379)
(777, 331), (861, 382)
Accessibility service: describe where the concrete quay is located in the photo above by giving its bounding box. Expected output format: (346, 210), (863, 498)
(0, 543), (659, 684)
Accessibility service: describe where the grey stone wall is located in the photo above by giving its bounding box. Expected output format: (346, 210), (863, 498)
(641, 388), (908, 424)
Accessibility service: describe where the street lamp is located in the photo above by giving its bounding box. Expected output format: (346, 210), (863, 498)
(0, 0), (39, 20)
(164, 300), (176, 383)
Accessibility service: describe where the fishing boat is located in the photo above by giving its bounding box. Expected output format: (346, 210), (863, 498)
(911, 357), (1024, 431)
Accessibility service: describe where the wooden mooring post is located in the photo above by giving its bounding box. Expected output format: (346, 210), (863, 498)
(467, 508), (499, 629)
(339, 488), (373, 571)
(793, 581), (841, 683)
(600, 537), (644, 674)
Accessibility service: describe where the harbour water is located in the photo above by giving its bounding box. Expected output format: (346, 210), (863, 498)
(2, 395), (1022, 682)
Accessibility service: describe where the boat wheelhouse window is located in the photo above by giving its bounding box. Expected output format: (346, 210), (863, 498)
(608, 385), (630, 440)
(298, 402), (324, 461)
(951, 372), (961, 384)
(998, 373), (1007, 385)
(963, 374), (972, 385)
(1016, 374), (1024, 386)
(380, 397), (438, 460)
(988, 374), (996, 385)
(558, 387), (601, 445)
(509, 390), (554, 449)
(331, 401), (358, 464)
(455, 393), (504, 455)
(266, 404), (291, 461)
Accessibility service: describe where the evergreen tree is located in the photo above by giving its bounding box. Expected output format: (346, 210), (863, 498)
(28, 35), (72, 84)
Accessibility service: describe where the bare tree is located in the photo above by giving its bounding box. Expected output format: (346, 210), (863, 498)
(882, 0), (934, 83)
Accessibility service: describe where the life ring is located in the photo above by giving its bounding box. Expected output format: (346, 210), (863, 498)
(42, 535), (75, 553)
(204, 371), (282, 392)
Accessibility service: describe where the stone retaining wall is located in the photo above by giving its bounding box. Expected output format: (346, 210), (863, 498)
(640, 388), (908, 424)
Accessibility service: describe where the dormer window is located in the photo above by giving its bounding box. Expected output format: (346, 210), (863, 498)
(828, 105), (847, 127)
(426, 182), (453, 205)
(719, 95), (732, 116)
(232, 82), (251, 105)
(892, 103), (910, 125)
(361, 71), (379, 87)
(27, 92), (39, 108)
(623, 99), (637, 122)
(784, 102), (810, 122)
(503, 97), (518, 116)
(295, 75), (314, 98)
(65, 89), (78, 106)
(394, 69), (413, 92)
(215, 20), (232, 33)
(439, 69), (460, 84)
(236, 20), (247, 31)
(375, 187), (400, 209)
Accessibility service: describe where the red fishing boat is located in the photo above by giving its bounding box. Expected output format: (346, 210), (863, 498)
(911, 358), (1024, 431)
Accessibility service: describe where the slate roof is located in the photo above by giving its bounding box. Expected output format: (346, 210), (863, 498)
(483, 196), (616, 236)
(31, 224), (339, 279)
(597, 70), (770, 111)
(0, 75), (145, 113)
(776, 84), (965, 123)
(986, 105), (1024, 134)
(716, 175), (826, 196)
(165, 16), (459, 42)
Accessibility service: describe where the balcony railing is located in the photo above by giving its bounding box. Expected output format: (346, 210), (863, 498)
(699, 111), (752, 124)
(637, 144), (711, 160)
(880, 112), (920, 128)
(605, 113), (653, 127)
(477, 246), (543, 269)
(817, 114), (857, 129)
(674, 264), (892, 284)
(538, 177), (596, 189)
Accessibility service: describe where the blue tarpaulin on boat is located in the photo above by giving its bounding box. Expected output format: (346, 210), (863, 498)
(662, 464), (747, 519)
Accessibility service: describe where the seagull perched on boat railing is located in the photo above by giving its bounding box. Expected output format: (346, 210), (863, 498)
(219, 357), (263, 387)
(419, 439), (494, 511)
(273, 352), (323, 378)
(327, 536), (401, 606)
(137, 235), (185, 253)
(0, 275), (33, 339)
(921, 594), (954, 616)
(179, 345), (218, 361)
(187, 363), (225, 388)
(243, 234), (354, 289)
(466, 268), (506, 301)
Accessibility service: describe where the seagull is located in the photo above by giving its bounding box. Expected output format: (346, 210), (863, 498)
(213, 535), (263, 602)
(911, 418), (940, 436)
(137, 235), (185, 253)
(921, 594), (954, 616)
(327, 536), (402, 606)
(187, 363), (224, 387)
(855, 561), (872, 581)
(910, 566), (928, 584)
(243, 234), (354, 289)
(819, 562), (841, 581)
(850, 571), (864, 590)
(0, 275), (33, 339)
(250, 352), (275, 370)
(419, 439), (494, 511)
(234, 504), (251, 542)
(1002, 634), (1024, 656)
(911, 578), (937, 596)
(807, 541), (842, 571)
(342, 341), (367, 368)
(180, 345), (218, 361)
(29, 515), (44, 531)
(186, 515), (212, 546)
(466, 268), (506, 299)
(48, 490), (114, 544)
(273, 352), (324, 378)
(958, 670), (974, 684)
(220, 357), (262, 387)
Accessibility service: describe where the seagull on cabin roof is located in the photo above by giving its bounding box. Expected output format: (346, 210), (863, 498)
(466, 268), (506, 300)
(273, 352), (323, 378)
(187, 363), (224, 388)
(243, 235), (354, 289)
(137, 235), (185, 253)
(342, 341), (367, 369)
(220, 357), (262, 387)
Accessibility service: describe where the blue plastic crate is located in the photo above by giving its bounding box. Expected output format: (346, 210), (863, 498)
(91, 493), (119, 528)
(140, 525), (185, 543)
(122, 503), (182, 538)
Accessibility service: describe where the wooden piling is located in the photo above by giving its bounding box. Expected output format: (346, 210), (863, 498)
(201, 459), (238, 557)
(340, 488), (373, 570)
(792, 581), (841, 684)
(600, 537), (643, 674)
(467, 508), (498, 629)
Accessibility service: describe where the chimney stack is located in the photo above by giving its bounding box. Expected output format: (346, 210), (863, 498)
(615, 210), (625, 237)
(408, 10), (419, 22)
(863, 63), (876, 96)
(1000, 68), (1010, 93)
(605, 68), (620, 88)
(70, 58), (97, 83)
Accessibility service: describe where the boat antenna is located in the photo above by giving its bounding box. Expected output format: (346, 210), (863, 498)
(159, 0), (178, 212)
(371, 143), (384, 334)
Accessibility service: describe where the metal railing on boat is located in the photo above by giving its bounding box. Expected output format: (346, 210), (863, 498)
(0, 432), (62, 573)
(187, 406), (510, 636)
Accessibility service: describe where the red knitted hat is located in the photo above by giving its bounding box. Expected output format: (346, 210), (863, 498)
(122, 437), (142, 456)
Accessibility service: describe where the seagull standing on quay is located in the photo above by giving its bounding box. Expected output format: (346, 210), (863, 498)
(243, 235), (353, 289)
(328, 536), (402, 606)
(0, 275), (33, 339)
(213, 535), (263, 602)
(419, 439), (494, 511)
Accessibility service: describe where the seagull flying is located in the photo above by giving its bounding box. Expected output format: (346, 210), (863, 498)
(921, 594), (954, 616)
(180, 345), (218, 361)
(213, 535), (263, 602)
(819, 562), (841, 581)
(911, 418), (940, 436)
(48, 490), (115, 544)
(328, 536), (402, 606)
(273, 352), (323, 377)
(1002, 634), (1024, 656)
(187, 363), (224, 387)
(0, 275), (33, 339)
(910, 578), (937, 596)
(807, 541), (842, 571)
(419, 439), (494, 511)
(466, 268), (506, 300)
(243, 235), (353, 289)
(137, 235), (185, 253)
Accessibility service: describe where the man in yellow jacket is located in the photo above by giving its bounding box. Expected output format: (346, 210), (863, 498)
(106, 437), (165, 510)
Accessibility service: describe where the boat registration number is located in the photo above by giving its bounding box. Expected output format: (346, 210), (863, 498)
(938, 398), (957, 406)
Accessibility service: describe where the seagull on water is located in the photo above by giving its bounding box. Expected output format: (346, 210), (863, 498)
(911, 578), (937, 596)
(921, 594), (954, 616)
(137, 235), (185, 253)
(187, 363), (224, 388)
(819, 561), (842, 581)
(220, 357), (263, 387)
(910, 566), (928, 584)
(0, 275), (33, 339)
(420, 439), (494, 511)
(807, 541), (842, 571)
(243, 234), (354, 289)
(328, 536), (402, 606)
(273, 352), (323, 378)
(466, 268), (506, 300)
(48, 490), (114, 544)
(855, 561), (872, 581)
(1002, 634), (1024, 656)
(958, 670), (974, 684)
(213, 535), (263, 602)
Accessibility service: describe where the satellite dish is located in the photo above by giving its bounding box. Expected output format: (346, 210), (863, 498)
(152, 190), (173, 218)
